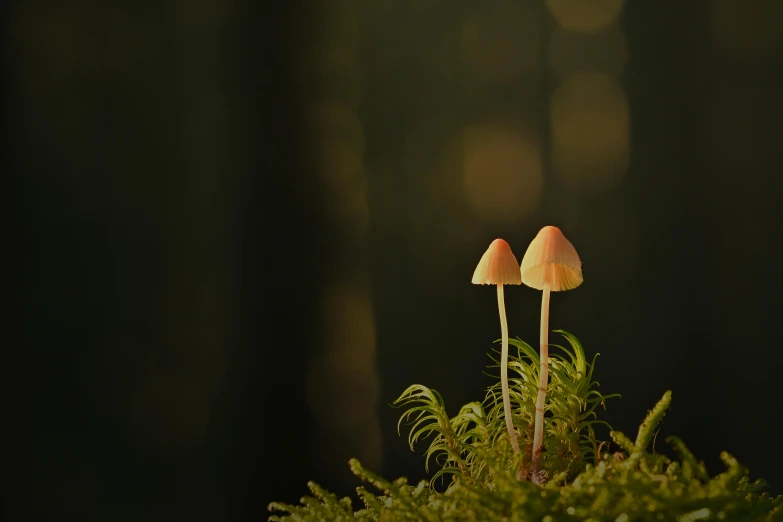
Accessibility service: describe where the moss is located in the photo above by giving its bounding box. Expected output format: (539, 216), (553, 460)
(269, 332), (782, 521)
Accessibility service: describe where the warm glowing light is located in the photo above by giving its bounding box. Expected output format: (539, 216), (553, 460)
(550, 73), (630, 194)
(462, 126), (542, 224)
(461, 0), (540, 87)
(546, 0), (624, 33)
(548, 24), (627, 79)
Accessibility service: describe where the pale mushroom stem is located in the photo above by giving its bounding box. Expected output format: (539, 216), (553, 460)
(497, 284), (520, 455)
(531, 267), (552, 483)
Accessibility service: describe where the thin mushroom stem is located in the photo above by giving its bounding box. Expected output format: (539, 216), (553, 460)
(497, 284), (520, 455)
(531, 267), (552, 483)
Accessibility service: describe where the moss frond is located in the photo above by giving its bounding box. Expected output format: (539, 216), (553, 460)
(269, 333), (781, 521)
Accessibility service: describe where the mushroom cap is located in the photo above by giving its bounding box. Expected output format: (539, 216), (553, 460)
(520, 226), (583, 291)
(472, 238), (522, 285)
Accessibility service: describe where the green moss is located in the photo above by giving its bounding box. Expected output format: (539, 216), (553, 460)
(269, 332), (782, 521)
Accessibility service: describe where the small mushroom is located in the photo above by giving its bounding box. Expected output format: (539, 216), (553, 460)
(520, 226), (582, 483)
(472, 238), (523, 454)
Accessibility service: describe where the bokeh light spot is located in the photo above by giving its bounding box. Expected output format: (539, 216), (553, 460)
(550, 73), (630, 194)
(462, 126), (542, 225)
(546, 0), (624, 34)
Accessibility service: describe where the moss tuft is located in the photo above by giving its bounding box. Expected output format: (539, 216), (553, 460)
(269, 332), (781, 521)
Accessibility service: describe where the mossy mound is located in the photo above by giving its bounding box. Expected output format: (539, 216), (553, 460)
(269, 333), (782, 521)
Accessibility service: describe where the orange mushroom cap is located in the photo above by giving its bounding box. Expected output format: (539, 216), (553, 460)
(472, 238), (522, 285)
(520, 226), (583, 291)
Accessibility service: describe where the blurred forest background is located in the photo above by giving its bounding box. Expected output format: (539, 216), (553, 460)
(8, 0), (783, 520)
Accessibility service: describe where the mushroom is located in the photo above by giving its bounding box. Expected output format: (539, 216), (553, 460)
(472, 238), (523, 454)
(519, 226), (583, 483)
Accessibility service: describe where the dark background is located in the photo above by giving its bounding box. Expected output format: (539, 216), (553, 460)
(8, 1), (783, 520)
